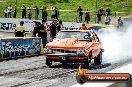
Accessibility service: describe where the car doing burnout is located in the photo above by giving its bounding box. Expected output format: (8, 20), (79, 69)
(44, 30), (104, 67)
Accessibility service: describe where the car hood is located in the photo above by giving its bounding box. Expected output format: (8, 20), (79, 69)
(46, 38), (93, 49)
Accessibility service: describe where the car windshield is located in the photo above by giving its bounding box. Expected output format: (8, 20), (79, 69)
(55, 31), (92, 40)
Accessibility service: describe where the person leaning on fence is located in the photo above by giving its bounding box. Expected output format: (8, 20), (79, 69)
(42, 6), (48, 21)
(15, 21), (26, 37)
(8, 5), (12, 18)
(4, 7), (8, 18)
(21, 4), (26, 18)
(79, 24), (87, 30)
(85, 9), (90, 23)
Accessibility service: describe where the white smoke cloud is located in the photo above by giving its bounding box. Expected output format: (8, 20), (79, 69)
(101, 22), (132, 63)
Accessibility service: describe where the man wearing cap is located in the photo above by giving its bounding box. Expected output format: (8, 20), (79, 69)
(15, 21), (26, 37)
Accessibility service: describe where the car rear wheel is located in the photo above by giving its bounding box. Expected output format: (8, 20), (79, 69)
(46, 58), (52, 67)
(94, 51), (102, 65)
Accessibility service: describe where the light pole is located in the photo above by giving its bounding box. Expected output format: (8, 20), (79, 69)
(95, 0), (98, 23)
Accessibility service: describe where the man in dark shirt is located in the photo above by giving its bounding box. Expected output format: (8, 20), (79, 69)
(106, 8), (111, 16)
(38, 20), (47, 47)
(49, 19), (58, 39)
(21, 4), (26, 18)
(99, 7), (105, 16)
(77, 6), (83, 22)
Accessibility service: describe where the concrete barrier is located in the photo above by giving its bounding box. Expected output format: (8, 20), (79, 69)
(0, 37), (43, 59)
(71, 64), (132, 87)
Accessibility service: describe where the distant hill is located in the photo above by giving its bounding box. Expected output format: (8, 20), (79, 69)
(0, 0), (132, 22)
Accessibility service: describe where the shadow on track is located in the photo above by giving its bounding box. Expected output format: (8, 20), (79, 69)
(49, 63), (111, 70)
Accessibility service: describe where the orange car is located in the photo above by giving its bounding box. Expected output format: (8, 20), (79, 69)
(44, 30), (104, 67)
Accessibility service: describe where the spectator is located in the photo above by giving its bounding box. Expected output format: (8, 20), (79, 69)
(13, 6), (17, 18)
(15, 21), (25, 37)
(51, 6), (55, 19)
(105, 7), (111, 16)
(32, 21), (39, 37)
(42, 6), (48, 21)
(27, 6), (32, 20)
(56, 20), (62, 32)
(105, 15), (111, 25)
(8, 5), (12, 18)
(54, 7), (59, 20)
(21, 4), (26, 18)
(85, 9), (90, 23)
(77, 6), (83, 22)
(34, 6), (39, 20)
(4, 7), (8, 18)
(98, 7), (105, 16)
(117, 16), (123, 28)
(79, 23), (87, 30)
(97, 11), (101, 24)
(38, 20), (47, 47)
(49, 19), (58, 39)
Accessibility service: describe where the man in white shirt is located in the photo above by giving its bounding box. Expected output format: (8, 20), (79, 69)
(8, 5), (12, 18)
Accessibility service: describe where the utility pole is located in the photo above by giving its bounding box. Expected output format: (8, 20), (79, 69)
(95, 0), (98, 23)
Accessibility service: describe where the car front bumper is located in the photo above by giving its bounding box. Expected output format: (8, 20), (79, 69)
(45, 53), (87, 62)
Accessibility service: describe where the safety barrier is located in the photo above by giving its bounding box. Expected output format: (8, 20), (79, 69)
(71, 64), (132, 87)
(0, 37), (44, 59)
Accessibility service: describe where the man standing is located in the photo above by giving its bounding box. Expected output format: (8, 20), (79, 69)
(21, 4), (26, 18)
(15, 21), (26, 37)
(8, 5), (12, 18)
(42, 6), (48, 21)
(55, 7), (59, 20)
(51, 6), (55, 19)
(38, 20), (47, 47)
(13, 6), (17, 18)
(105, 8), (111, 16)
(34, 6), (39, 20)
(27, 6), (32, 20)
(77, 6), (83, 22)
(85, 9), (90, 23)
(49, 19), (58, 39)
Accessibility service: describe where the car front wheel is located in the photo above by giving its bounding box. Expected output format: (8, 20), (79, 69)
(46, 57), (52, 67)
(94, 51), (102, 65)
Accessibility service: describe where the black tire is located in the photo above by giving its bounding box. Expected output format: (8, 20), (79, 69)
(46, 58), (52, 67)
(84, 52), (92, 67)
(94, 51), (102, 65)
(76, 75), (87, 84)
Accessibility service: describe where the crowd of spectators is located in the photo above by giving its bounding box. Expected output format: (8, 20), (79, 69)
(4, 4), (112, 25)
